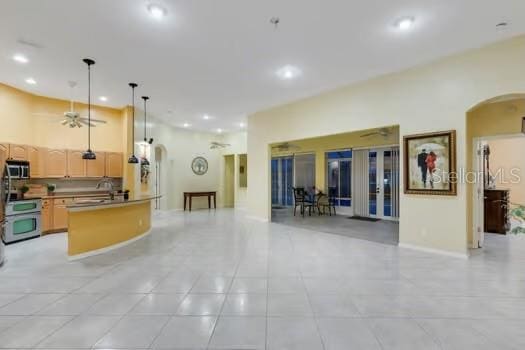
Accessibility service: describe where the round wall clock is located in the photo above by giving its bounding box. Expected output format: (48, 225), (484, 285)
(191, 156), (208, 175)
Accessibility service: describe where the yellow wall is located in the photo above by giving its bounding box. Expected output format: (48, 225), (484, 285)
(487, 137), (525, 204)
(466, 98), (525, 245)
(0, 83), (124, 152)
(68, 201), (151, 257)
(248, 35), (525, 256)
(224, 155), (235, 207)
(270, 127), (399, 191)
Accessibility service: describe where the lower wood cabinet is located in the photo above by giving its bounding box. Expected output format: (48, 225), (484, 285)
(53, 198), (72, 231)
(41, 199), (53, 233)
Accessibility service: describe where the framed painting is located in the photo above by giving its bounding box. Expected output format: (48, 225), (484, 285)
(403, 130), (457, 195)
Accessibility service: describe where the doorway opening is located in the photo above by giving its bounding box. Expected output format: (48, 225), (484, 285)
(269, 127), (400, 245)
(468, 94), (525, 256)
(224, 155), (235, 208)
(154, 145), (168, 210)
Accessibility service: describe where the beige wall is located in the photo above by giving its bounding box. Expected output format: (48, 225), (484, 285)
(0, 83), (125, 152)
(487, 137), (525, 205)
(247, 35), (525, 256)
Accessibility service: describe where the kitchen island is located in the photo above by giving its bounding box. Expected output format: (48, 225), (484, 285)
(67, 195), (159, 260)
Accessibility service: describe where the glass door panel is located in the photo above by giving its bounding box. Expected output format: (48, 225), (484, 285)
(369, 152), (377, 215)
(271, 157), (294, 206)
(368, 148), (399, 219)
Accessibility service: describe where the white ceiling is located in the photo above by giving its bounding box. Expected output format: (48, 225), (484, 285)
(1, 0), (524, 133)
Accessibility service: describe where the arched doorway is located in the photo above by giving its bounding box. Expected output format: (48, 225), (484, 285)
(154, 144), (169, 210)
(466, 93), (525, 250)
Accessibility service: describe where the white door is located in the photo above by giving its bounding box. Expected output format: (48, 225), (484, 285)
(368, 148), (399, 219)
(473, 140), (487, 248)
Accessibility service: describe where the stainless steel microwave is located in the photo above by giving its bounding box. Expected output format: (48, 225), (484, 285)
(6, 161), (30, 179)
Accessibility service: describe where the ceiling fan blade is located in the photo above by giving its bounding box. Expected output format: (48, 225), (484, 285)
(61, 119), (70, 125)
(360, 132), (380, 138)
(79, 119), (96, 127)
(33, 112), (62, 118)
(80, 117), (106, 124)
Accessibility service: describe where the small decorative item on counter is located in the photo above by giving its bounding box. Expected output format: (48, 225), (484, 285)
(123, 189), (130, 201)
(20, 185), (30, 199)
(47, 183), (56, 194)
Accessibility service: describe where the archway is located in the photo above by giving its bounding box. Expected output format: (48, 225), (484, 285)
(466, 93), (525, 251)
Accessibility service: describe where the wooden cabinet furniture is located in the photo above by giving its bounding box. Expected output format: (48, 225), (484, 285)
(86, 152), (106, 177)
(8, 144), (28, 161)
(0, 144), (8, 163)
(484, 189), (510, 234)
(41, 199), (53, 233)
(27, 146), (45, 178)
(52, 198), (72, 231)
(105, 152), (123, 178)
(45, 149), (68, 178)
(67, 150), (87, 178)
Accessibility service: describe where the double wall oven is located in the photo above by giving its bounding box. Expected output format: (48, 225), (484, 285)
(2, 160), (41, 245)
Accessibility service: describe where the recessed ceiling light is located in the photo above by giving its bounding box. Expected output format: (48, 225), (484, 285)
(239, 122), (245, 128)
(217, 128), (223, 133)
(99, 96), (108, 102)
(394, 16), (415, 30)
(183, 123), (190, 128)
(147, 3), (167, 20)
(203, 114), (211, 120)
(25, 78), (36, 85)
(13, 54), (29, 64)
(276, 65), (302, 80)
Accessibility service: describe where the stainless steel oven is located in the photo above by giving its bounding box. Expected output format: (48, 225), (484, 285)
(2, 199), (41, 244)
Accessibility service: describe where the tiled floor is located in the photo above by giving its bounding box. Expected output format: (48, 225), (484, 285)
(272, 208), (399, 245)
(0, 209), (524, 349)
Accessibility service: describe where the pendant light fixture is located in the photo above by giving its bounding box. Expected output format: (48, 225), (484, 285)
(81, 58), (97, 160)
(127, 82), (139, 164)
(141, 96), (150, 166)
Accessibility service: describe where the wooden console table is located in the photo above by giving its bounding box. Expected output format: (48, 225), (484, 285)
(183, 191), (217, 211)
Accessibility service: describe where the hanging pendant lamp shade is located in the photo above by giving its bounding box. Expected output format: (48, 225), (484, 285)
(127, 83), (139, 164)
(82, 58), (97, 160)
(141, 96), (150, 166)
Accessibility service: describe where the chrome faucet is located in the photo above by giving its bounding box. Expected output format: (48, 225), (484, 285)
(96, 178), (115, 200)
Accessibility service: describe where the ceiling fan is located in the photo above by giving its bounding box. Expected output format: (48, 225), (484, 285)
(360, 127), (393, 138)
(33, 81), (107, 128)
(272, 142), (300, 152)
(210, 141), (231, 149)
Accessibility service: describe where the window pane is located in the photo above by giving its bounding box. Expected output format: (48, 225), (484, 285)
(294, 154), (316, 193)
(383, 150), (392, 217)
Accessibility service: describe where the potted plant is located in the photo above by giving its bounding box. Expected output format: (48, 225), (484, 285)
(20, 184), (29, 199)
(47, 183), (56, 195)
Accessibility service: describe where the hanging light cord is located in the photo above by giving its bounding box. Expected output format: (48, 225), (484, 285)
(87, 63), (91, 150)
(131, 86), (135, 151)
(144, 98), (147, 142)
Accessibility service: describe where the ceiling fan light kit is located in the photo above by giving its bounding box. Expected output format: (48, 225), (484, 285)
(81, 58), (96, 160)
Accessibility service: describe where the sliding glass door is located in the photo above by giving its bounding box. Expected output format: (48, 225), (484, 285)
(271, 157), (294, 206)
(326, 150), (352, 211)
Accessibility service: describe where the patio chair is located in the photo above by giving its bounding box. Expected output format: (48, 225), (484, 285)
(293, 187), (314, 217)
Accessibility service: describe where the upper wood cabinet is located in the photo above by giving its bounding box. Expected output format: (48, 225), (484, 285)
(105, 152), (123, 178)
(0, 144), (8, 164)
(86, 152), (106, 177)
(8, 144), (28, 161)
(45, 149), (68, 178)
(67, 150), (87, 178)
(27, 146), (45, 178)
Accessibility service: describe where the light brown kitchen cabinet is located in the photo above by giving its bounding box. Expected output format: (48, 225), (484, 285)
(8, 144), (28, 161)
(86, 152), (106, 177)
(27, 145), (45, 178)
(41, 199), (53, 233)
(0, 144), (8, 164)
(45, 149), (68, 178)
(52, 198), (71, 231)
(67, 150), (87, 178)
(105, 152), (123, 178)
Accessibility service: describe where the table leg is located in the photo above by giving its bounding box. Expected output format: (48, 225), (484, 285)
(208, 195), (211, 209)
(183, 195), (186, 211)
(189, 196), (192, 212)
(213, 194), (216, 209)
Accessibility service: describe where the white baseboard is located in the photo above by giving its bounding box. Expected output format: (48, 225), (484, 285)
(68, 229), (152, 261)
(398, 242), (469, 259)
(246, 215), (269, 223)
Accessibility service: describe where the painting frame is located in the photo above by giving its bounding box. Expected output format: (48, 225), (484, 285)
(403, 130), (457, 196)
